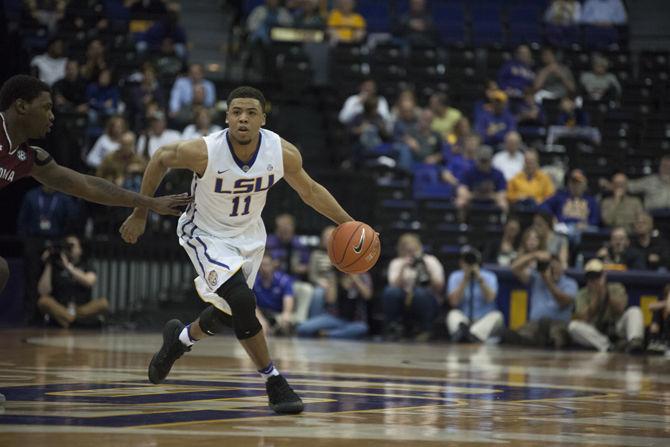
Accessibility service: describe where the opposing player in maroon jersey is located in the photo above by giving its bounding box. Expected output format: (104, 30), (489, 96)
(0, 75), (192, 297)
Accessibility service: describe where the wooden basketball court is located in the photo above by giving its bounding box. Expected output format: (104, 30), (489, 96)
(1, 328), (669, 446)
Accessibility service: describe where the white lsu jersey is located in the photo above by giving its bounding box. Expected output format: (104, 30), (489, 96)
(182, 128), (284, 239)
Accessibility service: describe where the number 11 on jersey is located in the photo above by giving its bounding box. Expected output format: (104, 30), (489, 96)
(230, 196), (251, 216)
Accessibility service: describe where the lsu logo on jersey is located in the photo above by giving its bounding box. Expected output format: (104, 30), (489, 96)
(214, 175), (275, 194)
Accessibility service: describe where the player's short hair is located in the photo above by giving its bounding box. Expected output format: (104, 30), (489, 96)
(227, 86), (266, 112)
(0, 75), (51, 111)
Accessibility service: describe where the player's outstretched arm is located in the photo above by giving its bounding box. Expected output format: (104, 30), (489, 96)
(120, 138), (208, 244)
(30, 148), (192, 215)
(281, 139), (354, 225)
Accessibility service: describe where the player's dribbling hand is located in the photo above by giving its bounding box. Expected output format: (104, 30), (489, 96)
(120, 213), (147, 244)
(149, 193), (193, 216)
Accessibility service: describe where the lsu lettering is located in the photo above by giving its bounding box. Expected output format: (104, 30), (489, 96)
(214, 174), (275, 194)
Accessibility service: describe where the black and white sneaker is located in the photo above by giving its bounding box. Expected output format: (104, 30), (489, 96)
(266, 375), (304, 414)
(148, 319), (191, 384)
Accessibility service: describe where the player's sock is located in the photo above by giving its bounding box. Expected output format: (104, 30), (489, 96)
(178, 324), (198, 347)
(258, 362), (280, 380)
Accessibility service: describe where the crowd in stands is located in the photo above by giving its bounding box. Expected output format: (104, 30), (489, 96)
(5, 0), (670, 354)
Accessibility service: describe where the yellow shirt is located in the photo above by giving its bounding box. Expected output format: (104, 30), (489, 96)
(507, 169), (555, 203)
(431, 108), (462, 138)
(327, 10), (366, 42)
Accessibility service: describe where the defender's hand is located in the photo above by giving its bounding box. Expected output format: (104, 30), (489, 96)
(148, 193), (193, 216)
(120, 213), (147, 244)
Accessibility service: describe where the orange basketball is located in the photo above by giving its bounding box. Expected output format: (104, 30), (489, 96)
(327, 221), (381, 274)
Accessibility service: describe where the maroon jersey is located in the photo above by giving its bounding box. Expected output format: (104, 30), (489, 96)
(0, 113), (50, 190)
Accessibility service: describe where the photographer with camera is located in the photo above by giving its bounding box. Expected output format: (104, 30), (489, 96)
(568, 259), (644, 353)
(36, 235), (108, 328)
(447, 246), (503, 343)
(382, 233), (445, 342)
(508, 251), (577, 348)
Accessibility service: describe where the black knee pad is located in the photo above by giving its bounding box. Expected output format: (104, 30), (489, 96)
(216, 270), (262, 340)
(198, 304), (233, 335)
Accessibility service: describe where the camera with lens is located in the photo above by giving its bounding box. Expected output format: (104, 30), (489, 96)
(411, 255), (431, 287)
(461, 246), (481, 266)
(46, 240), (73, 267)
(537, 259), (550, 272)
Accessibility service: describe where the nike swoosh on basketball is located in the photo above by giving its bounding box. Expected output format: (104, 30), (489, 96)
(353, 228), (366, 253)
(217, 169), (230, 174)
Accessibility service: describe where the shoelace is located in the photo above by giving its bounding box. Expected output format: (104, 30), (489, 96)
(271, 379), (295, 401)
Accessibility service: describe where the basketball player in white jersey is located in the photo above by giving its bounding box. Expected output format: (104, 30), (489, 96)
(120, 86), (364, 414)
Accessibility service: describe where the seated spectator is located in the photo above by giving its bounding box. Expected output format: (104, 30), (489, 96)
(493, 131), (525, 181)
(169, 63), (216, 123)
(247, 0), (293, 45)
(327, 0), (366, 44)
(475, 90), (517, 146)
(600, 173), (644, 232)
(542, 169), (600, 241)
(307, 226), (337, 318)
(631, 213), (670, 271)
(497, 45), (536, 100)
(580, 0), (627, 26)
(151, 37), (185, 81)
(556, 96), (589, 126)
(440, 133), (478, 187)
(647, 285), (670, 354)
(22, 0), (66, 32)
(391, 92), (419, 140)
(292, 0), (325, 28)
(136, 110), (182, 158)
(446, 116), (472, 148)
(533, 47), (576, 101)
(37, 235), (109, 328)
(52, 59), (88, 113)
(245, 0), (293, 75)
(507, 149), (556, 206)
(483, 216), (521, 266)
(516, 227), (546, 264)
(86, 115), (127, 168)
(456, 146), (508, 213)
(86, 68), (121, 125)
(395, 109), (442, 170)
(544, 0), (581, 26)
(348, 96), (392, 162)
(181, 107), (222, 139)
(508, 252), (578, 348)
(59, 0), (109, 34)
(266, 213), (310, 279)
(30, 37), (66, 86)
(136, 6), (187, 59)
(79, 39), (108, 83)
(128, 64), (166, 129)
(393, 0), (438, 48)
(627, 155), (670, 212)
(428, 93), (463, 142)
(382, 233), (445, 341)
(253, 254), (296, 335)
(579, 54), (622, 101)
(96, 131), (147, 190)
(17, 186), (80, 238)
(533, 211), (570, 267)
(516, 89), (546, 127)
(568, 259), (644, 353)
(596, 226), (645, 270)
(296, 271), (372, 339)
(339, 78), (391, 127)
(446, 246), (503, 343)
